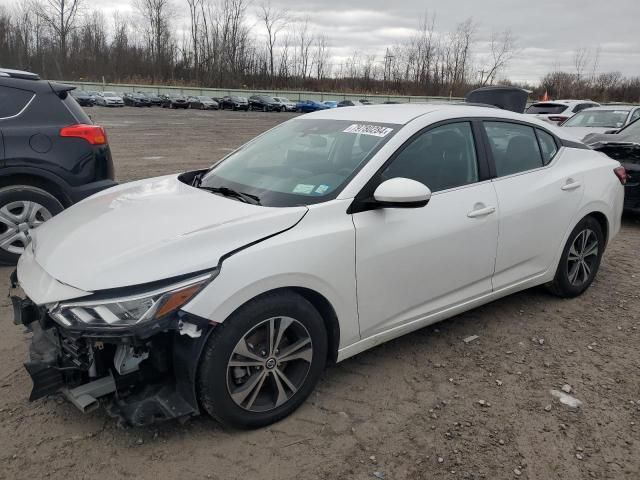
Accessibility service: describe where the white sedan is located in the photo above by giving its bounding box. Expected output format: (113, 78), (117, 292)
(13, 104), (625, 428)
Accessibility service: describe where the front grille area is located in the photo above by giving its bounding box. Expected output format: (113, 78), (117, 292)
(58, 332), (92, 370)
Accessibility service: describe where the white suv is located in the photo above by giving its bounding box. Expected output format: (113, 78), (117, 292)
(525, 100), (600, 125)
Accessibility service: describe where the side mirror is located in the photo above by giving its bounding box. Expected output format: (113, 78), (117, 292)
(373, 178), (432, 208)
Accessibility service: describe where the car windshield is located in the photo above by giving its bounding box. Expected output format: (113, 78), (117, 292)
(618, 118), (640, 140)
(200, 119), (399, 207)
(231, 96), (245, 101)
(525, 103), (569, 114)
(198, 96), (211, 100)
(103, 92), (118, 97)
(564, 110), (630, 128)
(261, 96), (276, 102)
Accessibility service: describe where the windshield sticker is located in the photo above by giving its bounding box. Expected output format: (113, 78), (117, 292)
(293, 184), (315, 194)
(315, 185), (329, 194)
(343, 124), (394, 137)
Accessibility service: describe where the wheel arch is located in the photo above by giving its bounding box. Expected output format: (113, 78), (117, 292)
(0, 171), (72, 207)
(222, 287), (340, 365)
(585, 211), (609, 245)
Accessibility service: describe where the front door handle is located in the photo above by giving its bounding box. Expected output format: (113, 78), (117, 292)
(467, 206), (496, 218)
(561, 180), (582, 191)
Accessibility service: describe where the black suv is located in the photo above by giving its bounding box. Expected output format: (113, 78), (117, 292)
(160, 93), (189, 109)
(248, 95), (282, 112)
(0, 68), (116, 264)
(219, 95), (249, 111)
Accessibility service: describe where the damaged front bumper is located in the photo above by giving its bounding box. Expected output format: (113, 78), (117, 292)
(12, 282), (214, 426)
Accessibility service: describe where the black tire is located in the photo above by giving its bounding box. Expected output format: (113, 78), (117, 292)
(197, 291), (328, 429)
(547, 216), (604, 298)
(0, 186), (64, 265)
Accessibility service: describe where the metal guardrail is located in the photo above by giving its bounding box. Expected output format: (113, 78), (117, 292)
(61, 80), (465, 104)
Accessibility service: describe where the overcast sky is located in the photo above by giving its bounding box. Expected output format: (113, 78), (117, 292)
(3, 0), (638, 83)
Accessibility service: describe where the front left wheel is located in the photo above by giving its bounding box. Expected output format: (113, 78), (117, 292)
(197, 291), (328, 429)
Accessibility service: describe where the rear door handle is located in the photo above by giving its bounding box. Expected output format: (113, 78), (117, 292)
(561, 180), (582, 191)
(467, 206), (496, 218)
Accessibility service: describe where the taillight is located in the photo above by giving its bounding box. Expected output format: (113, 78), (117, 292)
(60, 124), (107, 145)
(614, 166), (628, 185)
(549, 116), (569, 123)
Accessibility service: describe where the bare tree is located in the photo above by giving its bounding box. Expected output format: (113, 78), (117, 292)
(185, 0), (203, 78)
(479, 29), (516, 85)
(258, 0), (286, 82)
(33, 0), (84, 77)
(295, 16), (313, 81)
(574, 47), (590, 80)
(313, 33), (329, 79)
(135, 0), (173, 80)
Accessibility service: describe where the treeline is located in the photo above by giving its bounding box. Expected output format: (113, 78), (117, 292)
(0, 0), (638, 102)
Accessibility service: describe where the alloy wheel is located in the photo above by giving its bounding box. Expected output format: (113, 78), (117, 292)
(567, 228), (598, 286)
(0, 201), (52, 254)
(226, 316), (313, 413)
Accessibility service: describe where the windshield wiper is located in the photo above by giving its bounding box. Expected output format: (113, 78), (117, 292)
(199, 186), (261, 205)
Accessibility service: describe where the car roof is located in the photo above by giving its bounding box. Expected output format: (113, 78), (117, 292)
(304, 103), (503, 124)
(303, 103), (578, 139)
(0, 68), (40, 80)
(532, 100), (596, 106)
(579, 105), (637, 112)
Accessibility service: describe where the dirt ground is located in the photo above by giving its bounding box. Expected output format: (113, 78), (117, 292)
(0, 106), (638, 480)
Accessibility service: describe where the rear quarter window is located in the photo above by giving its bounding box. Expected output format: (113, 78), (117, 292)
(535, 129), (558, 165)
(61, 93), (92, 124)
(0, 85), (34, 119)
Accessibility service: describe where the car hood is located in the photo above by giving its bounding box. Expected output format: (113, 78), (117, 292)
(30, 175), (307, 292)
(562, 126), (611, 140)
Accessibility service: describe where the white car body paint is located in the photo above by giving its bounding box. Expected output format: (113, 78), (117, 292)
(26, 175), (307, 291)
(16, 104), (624, 364)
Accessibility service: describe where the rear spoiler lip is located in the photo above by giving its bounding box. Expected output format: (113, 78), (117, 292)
(49, 82), (76, 98)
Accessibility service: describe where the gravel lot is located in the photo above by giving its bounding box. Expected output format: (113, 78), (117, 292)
(0, 106), (639, 480)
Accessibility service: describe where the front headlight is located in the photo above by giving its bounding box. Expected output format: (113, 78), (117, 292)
(49, 272), (215, 328)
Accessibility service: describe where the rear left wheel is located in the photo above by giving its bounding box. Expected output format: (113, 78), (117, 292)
(547, 216), (604, 298)
(197, 291), (327, 428)
(0, 186), (64, 265)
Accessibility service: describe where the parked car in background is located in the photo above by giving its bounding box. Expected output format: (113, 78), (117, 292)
(295, 99), (329, 113)
(12, 102), (623, 429)
(137, 91), (163, 106)
(123, 92), (151, 107)
(338, 100), (366, 107)
(248, 95), (282, 112)
(87, 90), (100, 105)
(584, 118), (640, 212)
(560, 105), (640, 140)
(323, 101), (338, 108)
(160, 93), (189, 109)
(70, 90), (95, 107)
(187, 96), (219, 110)
(219, 95), (249, 111)
(0, 68), (116, 264)
(273, 96), (297, 112)
(525, 100), (600, 125)
(359, 99), (373, 105)
(95, 91), (124, 107)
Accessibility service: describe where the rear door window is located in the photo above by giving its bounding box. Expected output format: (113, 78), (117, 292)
(0, 85), (34, 119)
(483, 122), (543, 177)
(525, 103), (568, 115)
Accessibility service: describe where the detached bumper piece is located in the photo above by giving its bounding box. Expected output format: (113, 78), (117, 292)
(18, 305), (212, 426)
